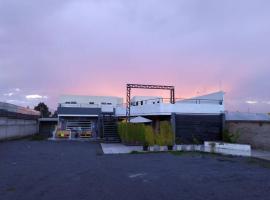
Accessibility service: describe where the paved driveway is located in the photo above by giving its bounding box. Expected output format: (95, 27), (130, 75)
(1, 140), (270, 200)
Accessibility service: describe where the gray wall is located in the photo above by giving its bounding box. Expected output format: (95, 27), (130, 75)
(226, 121), (270, 150)
(0, 117), (38, 140)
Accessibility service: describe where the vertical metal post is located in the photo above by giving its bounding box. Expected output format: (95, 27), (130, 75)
(170, 88), (175, 104)
(126, 85), (131, 122)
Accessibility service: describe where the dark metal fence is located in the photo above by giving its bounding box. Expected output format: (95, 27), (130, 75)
(172, 113), (224, 144)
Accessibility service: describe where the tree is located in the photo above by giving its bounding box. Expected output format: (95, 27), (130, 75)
(52, 110), (58, 118)
(34, 102), (51, 118)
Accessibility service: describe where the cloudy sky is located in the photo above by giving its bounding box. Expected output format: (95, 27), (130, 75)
(0, 0), (270, 112)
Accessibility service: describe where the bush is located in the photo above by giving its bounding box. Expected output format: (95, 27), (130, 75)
(118, 121), (174, 146)
(222, 129), (240, 143)
(118, 123), (146, 145)
(144, 125), (155, 146)
(159, 121), (174, 146)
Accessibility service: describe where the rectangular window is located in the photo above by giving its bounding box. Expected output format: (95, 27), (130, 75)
(89, 102), (94, 104)
(71, 101), (77, 104)
(65, 102), (70, 104)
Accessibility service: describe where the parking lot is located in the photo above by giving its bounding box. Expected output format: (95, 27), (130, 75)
(1, 140), (270, 200)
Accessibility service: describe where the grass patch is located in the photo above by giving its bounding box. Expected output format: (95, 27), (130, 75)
(6, 187), (16, 192)
(170, 151), (217, 157)
(246, 157), (270, 169)
(130, 151), (141, 154)
(129, 151), (169, 155)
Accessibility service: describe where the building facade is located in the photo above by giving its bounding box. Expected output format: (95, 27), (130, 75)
(55, 91), (225, 142)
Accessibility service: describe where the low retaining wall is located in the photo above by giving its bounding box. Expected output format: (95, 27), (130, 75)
(226, 121), (270, 150)
(149, 143), (251, 157)
(0, 117), (38, 140)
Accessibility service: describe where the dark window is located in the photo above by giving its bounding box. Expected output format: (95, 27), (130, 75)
(107, 103), (112, 105)
(141, 101), (143, 105)
(101, 102), (107, 105)
(89, 102), (94, 104)
(136, 102), (138, 106)
(71, 101), (77, 104)
(65, 102), (71, 104)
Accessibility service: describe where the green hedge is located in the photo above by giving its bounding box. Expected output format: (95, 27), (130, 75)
(118, 123), (146, 145)
(118, 121), (174, 146)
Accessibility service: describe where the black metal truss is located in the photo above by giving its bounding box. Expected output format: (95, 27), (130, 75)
(126, 84), (175, 122)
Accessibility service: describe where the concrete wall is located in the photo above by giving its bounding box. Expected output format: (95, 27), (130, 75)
(226, 121), (270, 150)
(0, 117), (38, 140)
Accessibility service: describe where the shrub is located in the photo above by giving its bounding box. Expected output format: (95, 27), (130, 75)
(118, 121), (174, 146)
(159, 121), (174, 146)
(222, 129), (240, 143)
(144, 125), (155, 146)
(118, 123), (146, 145)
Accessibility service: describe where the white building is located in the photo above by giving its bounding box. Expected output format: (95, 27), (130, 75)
(56, 91), (225, 142)
(116, 91), (224, 117)
(59, 95), (123, 108)
(131, 96), (163, 106)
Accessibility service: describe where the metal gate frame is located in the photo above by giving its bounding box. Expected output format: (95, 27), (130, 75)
(126, 84), (175, 122)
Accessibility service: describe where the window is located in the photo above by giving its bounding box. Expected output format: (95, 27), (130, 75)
(65, 102), (71, 104)
(71, 101), (77, 104)
(89, 102), (94, 105)
(107, 103), (112, 105)
(136, 102), (138, 106)
(141, 101), (143, 105)
(101, 102), (107, 105)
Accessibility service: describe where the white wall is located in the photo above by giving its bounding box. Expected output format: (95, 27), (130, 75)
(59, 95), (123, 108)
(131, 96), (162, 105)
(116, 102), (224, 116)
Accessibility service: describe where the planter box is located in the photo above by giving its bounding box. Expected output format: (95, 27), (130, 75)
(194, 145), (204, 151)
(160, 146), (168, 151)
(175, 145), (204, 152)
(149, 145), (160, 152)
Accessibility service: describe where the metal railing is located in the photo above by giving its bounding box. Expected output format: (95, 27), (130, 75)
(115, 97), (223, 108)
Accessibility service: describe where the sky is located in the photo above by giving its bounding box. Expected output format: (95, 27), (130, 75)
(0, 0), (270, 113)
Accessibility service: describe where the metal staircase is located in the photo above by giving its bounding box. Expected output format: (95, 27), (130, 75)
(102, 113), (121, 143)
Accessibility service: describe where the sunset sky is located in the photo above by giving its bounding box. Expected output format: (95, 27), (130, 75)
(0, 0), (270, 112)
